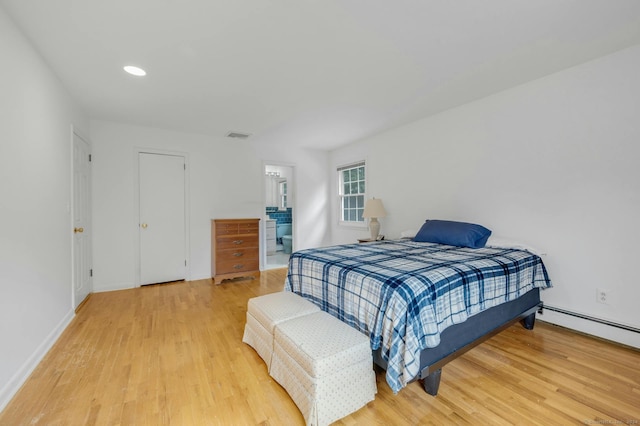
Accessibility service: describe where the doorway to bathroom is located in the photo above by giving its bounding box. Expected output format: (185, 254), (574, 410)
(264, 164), (294, 269)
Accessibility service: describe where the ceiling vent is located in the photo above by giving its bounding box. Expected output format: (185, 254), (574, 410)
(226, 131), (252, 139)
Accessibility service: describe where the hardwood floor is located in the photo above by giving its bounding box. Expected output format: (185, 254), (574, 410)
(1, 268), (639, 425)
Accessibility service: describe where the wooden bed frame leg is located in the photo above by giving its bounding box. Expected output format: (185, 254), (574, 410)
(521, 312), (536, 330)
(422, 369), (442, 396)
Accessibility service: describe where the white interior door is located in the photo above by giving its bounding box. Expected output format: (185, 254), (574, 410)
(139, 152), (186, 285)
(72, 132), (92, 308)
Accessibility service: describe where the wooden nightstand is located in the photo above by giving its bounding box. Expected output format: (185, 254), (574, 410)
(357, 238), (376, 243)
(211, 218), (260, 284)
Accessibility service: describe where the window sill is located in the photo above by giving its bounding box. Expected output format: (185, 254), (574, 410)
(338, 221), (367, 230)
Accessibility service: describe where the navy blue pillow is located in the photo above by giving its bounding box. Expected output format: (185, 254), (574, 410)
(413, 220), (492, 248)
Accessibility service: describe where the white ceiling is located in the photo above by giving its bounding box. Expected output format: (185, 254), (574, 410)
(3, 0), (640, 150)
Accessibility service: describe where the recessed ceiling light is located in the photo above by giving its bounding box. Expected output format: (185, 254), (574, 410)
(123, 65), (146, 76)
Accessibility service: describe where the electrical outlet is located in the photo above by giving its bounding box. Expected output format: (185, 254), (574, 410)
(596, 288), (609, 304)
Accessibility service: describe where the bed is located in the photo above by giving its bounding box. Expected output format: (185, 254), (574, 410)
(284, 235), (552, 395)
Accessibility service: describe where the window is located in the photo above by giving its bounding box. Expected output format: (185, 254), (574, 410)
(279, 179), (287, 210)
(338, 162), (366, 224)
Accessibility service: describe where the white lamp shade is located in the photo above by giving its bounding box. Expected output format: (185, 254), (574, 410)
(362, 198), (387, 219)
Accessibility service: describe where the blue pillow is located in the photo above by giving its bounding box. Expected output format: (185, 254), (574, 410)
(413, 220), (492, 248)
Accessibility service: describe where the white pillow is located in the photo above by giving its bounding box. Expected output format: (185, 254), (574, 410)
(485, 236), (545, 256)
(400, 229), (418, 239)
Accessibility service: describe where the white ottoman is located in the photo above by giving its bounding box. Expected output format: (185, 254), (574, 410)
(270, 311), (377, 426)
(242, 292), (320, 370)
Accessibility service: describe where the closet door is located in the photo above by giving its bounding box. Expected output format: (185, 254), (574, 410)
(138, 152), (186, 285)
(72, 132), (92, 307)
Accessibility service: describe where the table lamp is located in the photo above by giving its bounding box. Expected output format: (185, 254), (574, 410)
(362, 198), (387, 240)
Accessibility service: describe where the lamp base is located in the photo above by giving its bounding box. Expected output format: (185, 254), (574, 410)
(369, 218), (380, 240)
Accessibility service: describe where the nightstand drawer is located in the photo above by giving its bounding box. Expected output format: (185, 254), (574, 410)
(216, 258), (259, 274)
(216, 247), (257, 262)
(216, 235), (259, 250)
(238, 222), (259, 233)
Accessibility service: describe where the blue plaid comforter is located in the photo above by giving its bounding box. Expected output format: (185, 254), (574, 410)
(284, 240), (551, 393)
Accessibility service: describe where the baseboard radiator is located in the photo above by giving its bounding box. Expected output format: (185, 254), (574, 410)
(540, 305), (640, 334)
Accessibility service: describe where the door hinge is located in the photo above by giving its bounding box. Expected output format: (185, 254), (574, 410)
(89, 154), (92, 162)
(90, 269), (93, 277)
(185, 260), (187, 266)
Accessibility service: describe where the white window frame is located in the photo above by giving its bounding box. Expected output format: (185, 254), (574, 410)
(337, 161), (367, 227)
(279, 179), (287, 210)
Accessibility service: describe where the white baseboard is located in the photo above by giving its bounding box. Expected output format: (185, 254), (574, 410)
(538, 309), (640, 349)
(0, 308), (75, 412)
(92, 282), (134, 293)
(92, 277), (213, 293)
(189, 274), (211, 281)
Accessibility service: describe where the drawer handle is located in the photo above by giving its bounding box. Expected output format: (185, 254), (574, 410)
(233, 264), (244, 269)
(233, 252), (244, 257)
(233, 240), (244, 245)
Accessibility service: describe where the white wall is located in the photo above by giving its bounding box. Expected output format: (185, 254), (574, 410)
(0, 8), (88, 410)
(330, 45), (640, 348)
(90, 120), (330, 291)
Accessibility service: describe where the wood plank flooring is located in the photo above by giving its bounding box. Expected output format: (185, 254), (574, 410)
(1, 268), (639, 425)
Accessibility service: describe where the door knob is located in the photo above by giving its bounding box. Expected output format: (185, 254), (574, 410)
(73, 227), (84, 233)
(141, 223), (148, 229)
